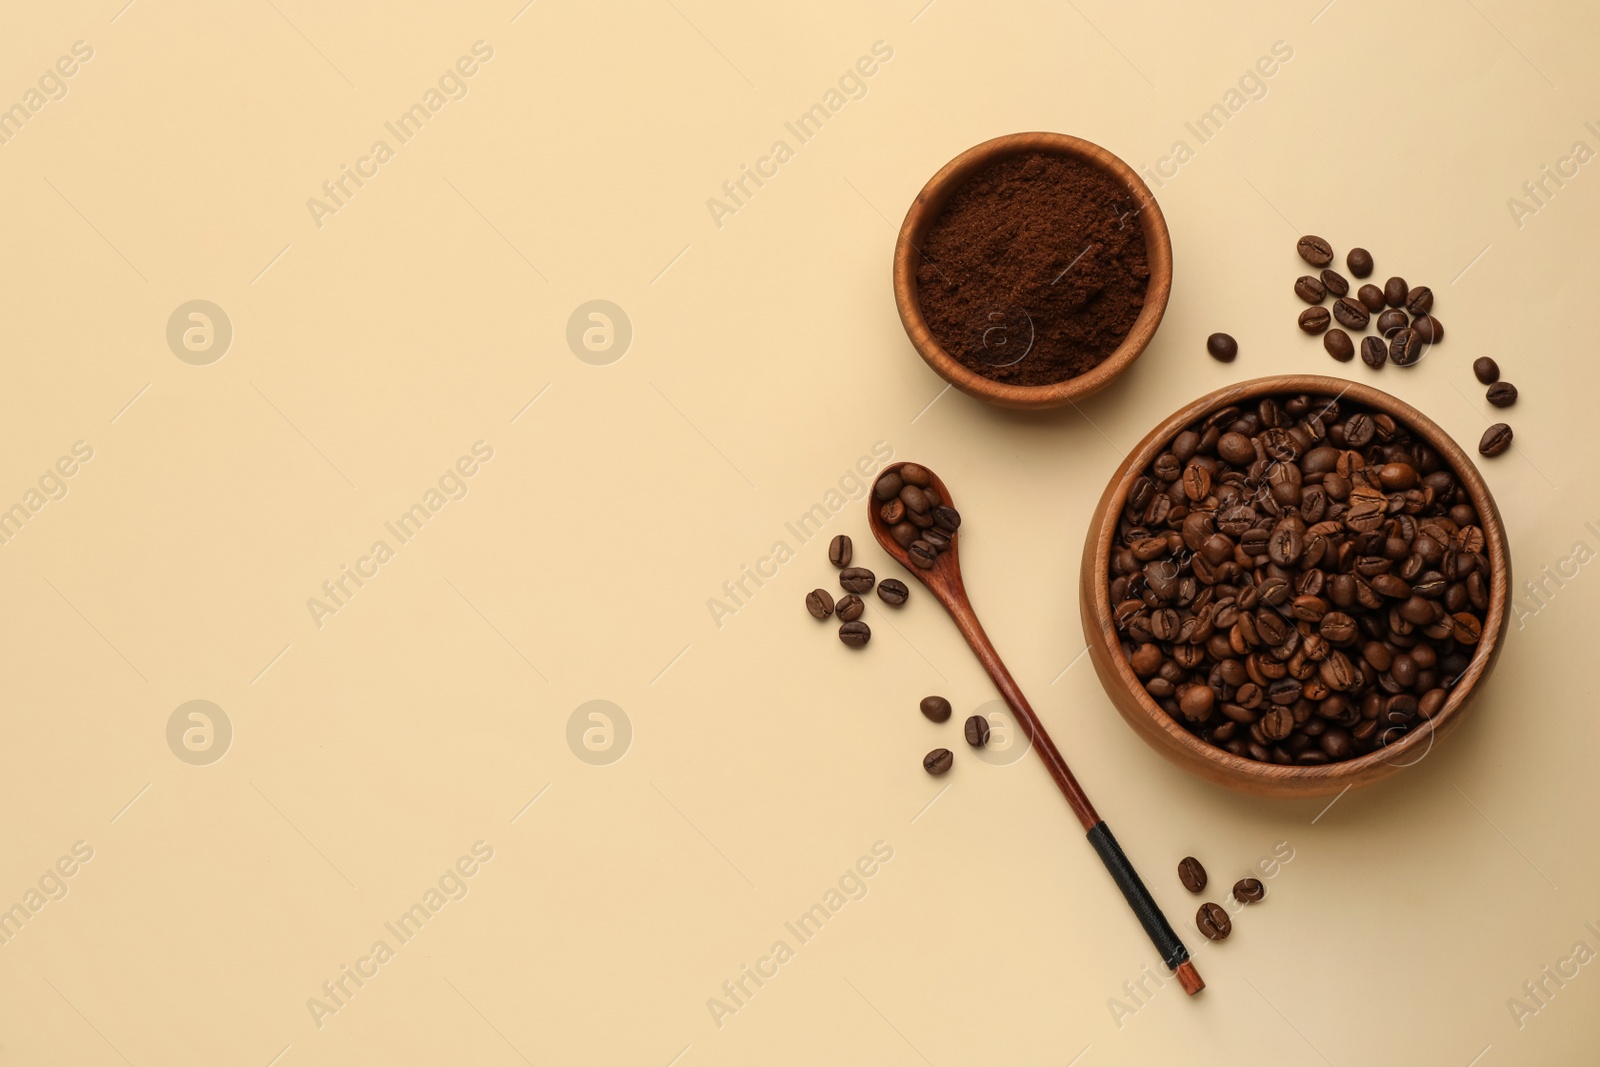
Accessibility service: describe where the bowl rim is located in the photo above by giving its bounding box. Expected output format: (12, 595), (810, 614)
(892, 131), (1173, 411)
(1084, 374), (1512, 789)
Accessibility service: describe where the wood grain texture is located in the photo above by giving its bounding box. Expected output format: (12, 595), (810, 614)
(892, 132), (1173, 410)
(1078, 375), (1512, 798)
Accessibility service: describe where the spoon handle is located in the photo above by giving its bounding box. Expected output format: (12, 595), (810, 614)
(939, 584), (1203, 994)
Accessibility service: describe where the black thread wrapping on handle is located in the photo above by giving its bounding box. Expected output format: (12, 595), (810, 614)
(1086, 820), (1190, 971)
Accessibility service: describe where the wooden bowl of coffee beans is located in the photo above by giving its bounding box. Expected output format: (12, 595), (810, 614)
(1079, 376), (1511, 798)
(893, 132), (1172, 410)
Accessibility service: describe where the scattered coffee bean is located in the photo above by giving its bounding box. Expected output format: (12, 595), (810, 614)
(1294, 276), (1326, 304)
(921, 695), (953, 723)
(1376, 308), (1408, 336)
(1332, 297), (1369, 330)
(1473, 357), (1500, 384)
(1178, 856), (1208, 893)
(1411, 314), (1444, 344)
(1320, 269), (1350, 297)
(1360, 336), (1387, 369)
(836, 594), (865, 622)
(1347, 247), (1374, 278)
(1297, 235), (1334, 267)
(1324, 329), (1354, 362)
(923, 748), (953, 776)
(1357, 284), (1386, 313)
(1486, 382), (1517, 408)
(1405, 286), (1434, 315)
(805, 589), (835, 619)
(964, 714), (991, 747)
(839, 621), (871, 647)
(1111, 391), (1491, 765)
(1479, 423), (1513, 457)
(1298, 307), (1330, 334)
(1389, 328), (1423, 366)
(839, 567), (875, 593)
(878, 578), (910, 605)
(1196, 902), (1232, 941)
(829, 534), (853, 568)
(1207, 332), (1238, 362)
(1233, 877), (1265, 903)
(1383, 276), (1408, 307)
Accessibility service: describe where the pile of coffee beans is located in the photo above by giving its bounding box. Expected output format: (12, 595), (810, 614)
(1175, 855), (1265, 942)
(1289, 235), (1520, 458)
(804, 534), (910, 647)
(919, 693), (990, 776)
(1109, 392), (1492, 765)
(874, 464), (961, 568)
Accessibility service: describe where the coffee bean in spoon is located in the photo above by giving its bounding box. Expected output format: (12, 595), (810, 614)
(1196, 902), (1232, 941)
(838, 620), (871, 647)
(900, 463), (932, 488)
(964, 714), (991, 748)
(877, 578), (910, 605)
(1297, 234), (1333, 266)
(839, 567), (875, 593)
(1233, 878), (1266, 903)
(920, 695), (952, 723)
(908, 541), (937, 569)
(835, 594), (865, 622)
(1473, 356), (1500, 384)
(933, 506), (961, 532)
(1206, 332), (1238, 362)
(874, 472), (902, 501)
(829, 534), (852, 568)
(880, 499), (905, 524)
(923, 748), (953, 776)
(1486, 382), (1517, 407)
(1178, 856), (1207, 893)
(805, 589), (834, 619)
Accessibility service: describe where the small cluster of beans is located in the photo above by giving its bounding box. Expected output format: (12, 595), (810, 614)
(804, 534), (910, 647)
(1109, 393), (1491, 765)
(1177, 856), (1264, 942)
(917, 695), (990, 777)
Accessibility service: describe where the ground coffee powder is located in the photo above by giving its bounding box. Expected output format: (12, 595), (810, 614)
(915, 152), (1149, 386)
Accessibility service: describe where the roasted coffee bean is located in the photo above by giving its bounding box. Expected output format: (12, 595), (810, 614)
(1298, 306), (1331, 334)
(900, 485), (929, 514)
(839, 567), (875, 593)
(1479, 423), (1513, 457)
(805, 589), (835, 619)
(1384, 276), (1408, 307)
(829, 534), (852, 568)
(1376, 308), (1408, 336)
(900, 463), (932, 488)
(1486, 382), (1517, 408)
(1320, 269), (1350, 297)
(1207, 332), (1239, 362)
(880, 499), (906, 524)
(1357, 284), (1386, 313)
(1332, 297), (1369, 330)
(922, 528), (951, 552)
(1322, 329), (1354, 362)
(1295, 275), (1327, 304)
(921, 695), (952, 723)
(1405, 286), (1434, 315)
(964, 714), (991, 748)
(1473, 357), (1500, 385)
(933, 506), (962, 532)
(839, 621), (871, 648)
(874, 472), (902, 501)
(1411, 314), (1444, 344)
(891, 522), (917, 548)
(1178, 856), (1208, 893)
(1196, 902), (1232, 941)
(908, 541), (937, 568)
(1233, 878), (1265, 903)
(1360, 336), (1387, 369)
(922, 747), (953, 776)
(1389, 328), (1423, 366)
(877, 578), (910, 605)
(835, 594), (864, 622)
(1347, 247), (1374, 277)
(1297, 235), (1334, 267)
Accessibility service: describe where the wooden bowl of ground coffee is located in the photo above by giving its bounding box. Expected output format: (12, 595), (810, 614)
(1079, 376), (1511, 798)
(894, 132), (1172, 410)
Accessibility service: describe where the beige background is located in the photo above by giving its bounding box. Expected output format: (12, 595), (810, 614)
(1, 0), (1596, 1064)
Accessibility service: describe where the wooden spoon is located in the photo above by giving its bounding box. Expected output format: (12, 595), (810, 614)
(868, 461), (1203, 995)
